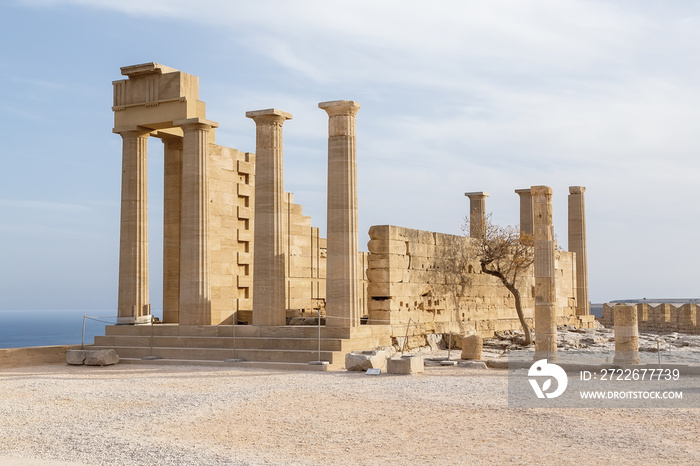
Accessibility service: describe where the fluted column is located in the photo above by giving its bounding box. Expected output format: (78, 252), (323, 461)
(568, 186), (589, 316)
(319, 100), (361, 328)
(515, 188), (534, 238)
(162, 136), (183, 323)
(465, 191), (489, 239)
(117, 129), (151, 323)
(246, 109), (292, 326)
(175, 118), (216, 325)
(532, 185), (557, 361)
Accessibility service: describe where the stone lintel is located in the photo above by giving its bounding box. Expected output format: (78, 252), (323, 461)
(120, 62), (178, 77)
(173, 117), (219, 129)
(112, 125), (154, 136)
(245, 108), (293, 121)
(569, 186), (586, 194)
(464, 191), (490, 199)
(318, 100), (360, 116)
(515, 188), (531, 195)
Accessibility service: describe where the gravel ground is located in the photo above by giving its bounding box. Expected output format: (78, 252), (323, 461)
(1, 362), (698, 465)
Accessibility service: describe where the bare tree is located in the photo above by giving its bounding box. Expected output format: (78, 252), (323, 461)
(465, 215), (535, 345)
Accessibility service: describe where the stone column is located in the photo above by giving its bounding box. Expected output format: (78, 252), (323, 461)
(464, 192), (489, 239)
(246, 109), (292, 327)
(175, 118), (216, 325)
(116, 129), (151, 324)
(532, 185), (557, 361)
(568, 186), (589, 316)
(319, 100), (361, 328)
(162, 136), (183, 324)
(613, 304), (640, 364)
(515, 188), (534, 237)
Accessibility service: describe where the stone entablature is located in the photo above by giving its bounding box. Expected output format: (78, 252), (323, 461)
(599, 303), (699, 334)
(114, 63), (331, 326)
(366, 225), (581, 334)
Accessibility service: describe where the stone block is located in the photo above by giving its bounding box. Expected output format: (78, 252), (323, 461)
(66, 350), (87, 365)
(345, 350), (387, 371)
(367, 239), (407, 255)
(460, 335), (483, 360)
(387, 355), (424, 374)
(67, 349), (119, 366)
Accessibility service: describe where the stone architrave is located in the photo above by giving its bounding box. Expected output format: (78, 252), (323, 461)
(246, 109), (293, 327)
(464, 192), (490, 239)
(175, 117), (217, 325)
(613, 304), (640, 364)
(515, 188), (534, 237)
(319, 100), (361, 328)
(116, 128), (151, 324)
(568, 186), (590, 316)
(162, 136), (183, 324)
(532, 185), (557, 361)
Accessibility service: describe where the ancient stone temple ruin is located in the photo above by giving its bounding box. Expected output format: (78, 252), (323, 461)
(97, 63), (594, 368)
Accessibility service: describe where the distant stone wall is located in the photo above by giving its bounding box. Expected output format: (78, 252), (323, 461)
(599, 303), (699, 334)
(366, 225), (587, 336)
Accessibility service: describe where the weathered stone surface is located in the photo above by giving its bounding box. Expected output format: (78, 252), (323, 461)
(461, 335), (483, 360)
(425, 333), (442, 351)
(67, 349), (119, 366)
(66, 350), (87, 365)
(387, 355), (424, 374)
(345, 350), (387, 371)
(85, 349), (120, 366)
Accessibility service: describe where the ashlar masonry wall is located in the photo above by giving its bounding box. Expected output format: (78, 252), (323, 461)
(600, 303), (699, 334)
(366, 225), (585, 335)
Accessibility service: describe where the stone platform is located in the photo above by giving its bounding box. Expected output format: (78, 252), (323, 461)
(92, 324), (392, 371)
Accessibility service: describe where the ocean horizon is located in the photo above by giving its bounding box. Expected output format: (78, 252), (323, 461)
(0, 309), (163, 349)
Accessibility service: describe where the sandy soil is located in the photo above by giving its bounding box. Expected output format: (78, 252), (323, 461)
(0, 363), (698, 465)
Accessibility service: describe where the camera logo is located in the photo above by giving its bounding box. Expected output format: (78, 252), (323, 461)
(528, 359), (568, 399)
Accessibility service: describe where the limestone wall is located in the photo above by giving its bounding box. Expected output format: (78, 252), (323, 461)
(366, 225), (584, 335)
(599, 303), (699, 334)
(207, 144), (255, 324)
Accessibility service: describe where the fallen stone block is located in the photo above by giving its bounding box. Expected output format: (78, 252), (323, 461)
(66, 350), (87, 365)
(387, 355), (424, 374)
(345, 350), (387, 371)
(66, 349), (119, 366)
(461, 335), (483, 360)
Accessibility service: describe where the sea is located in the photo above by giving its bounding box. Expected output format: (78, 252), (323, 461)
(0, 310), (162, 349)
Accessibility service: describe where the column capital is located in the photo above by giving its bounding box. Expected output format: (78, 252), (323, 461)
(569, 186), (586, 194)
(173, 117), (219, 131)
(246, 108), (292, 124)
(464, 191), (490, 200)
(515, 188), (531, 195)
(318, 100), (360, 117)
(531, 185), (552, 196)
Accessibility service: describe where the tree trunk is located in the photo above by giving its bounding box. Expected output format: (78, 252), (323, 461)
(503, 282), (532, 346)
(480, 262), (533, 346)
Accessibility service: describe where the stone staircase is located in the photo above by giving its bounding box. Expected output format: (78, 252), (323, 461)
(92, 324), (392, 371)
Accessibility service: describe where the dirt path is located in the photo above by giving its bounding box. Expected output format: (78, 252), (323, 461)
(0, 364), (698, 465)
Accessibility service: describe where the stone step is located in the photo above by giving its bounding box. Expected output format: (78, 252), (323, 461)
(92, 345), (342, 364)
(94, 334), (390, 353)
(94, 335), (347, 351)
(104, 324), (392, 340)
(118, 358), (334, 371)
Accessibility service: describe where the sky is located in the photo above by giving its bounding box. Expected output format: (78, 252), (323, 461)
(0, 0), (699, 312)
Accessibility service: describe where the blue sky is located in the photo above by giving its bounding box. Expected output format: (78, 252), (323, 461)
(1, 0), (699, 311)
